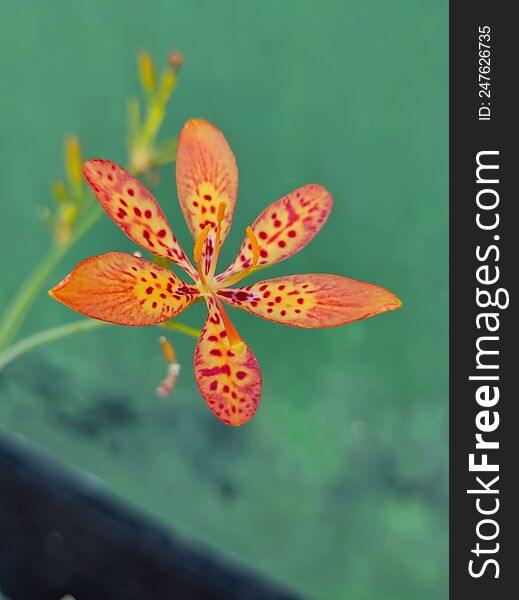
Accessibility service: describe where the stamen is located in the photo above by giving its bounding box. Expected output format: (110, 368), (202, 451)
(160, 336), (176, 363)
(246, 226), (260, 265)
(217, 201), (227, 223)
(218, 227), (261, 288)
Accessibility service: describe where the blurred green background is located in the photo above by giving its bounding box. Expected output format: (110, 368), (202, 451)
(0, 1), (447, 599)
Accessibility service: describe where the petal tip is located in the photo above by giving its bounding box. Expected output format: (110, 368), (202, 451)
(82, 161), (92, 180)
(224, 412), (257, 427)
(181, 118), (223, 139)
(183, 117), (211, 130)
(386, 291), (402, 311)
(48, 275), (69, 301)
(302, 183), (334, 211)
(369, 288), (402, 317)
(83, 158), (98, 173)
(83, 158), (113, 174)
(309, 182), (333, 196)
(83, 158), (105, 183)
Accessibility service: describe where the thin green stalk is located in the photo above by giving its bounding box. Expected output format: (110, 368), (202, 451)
(0, 243), (68, 350)
(0, 54), (179, 358)
(0, 205), (102, 351)
(0, 319), (107, 372)
(160, 321), (201, 337)
(0, 317), (200, 373)
(70, 202), (103, 241)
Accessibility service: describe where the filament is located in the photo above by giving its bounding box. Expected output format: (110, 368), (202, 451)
(218, 227), (260, 288)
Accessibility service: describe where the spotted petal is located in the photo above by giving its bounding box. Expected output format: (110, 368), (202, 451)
(194, 296), (261, 426)
(176, 119), (238, 243)
(217, 184), (332, 283)
(84, 160), (196, 278)
(217, 274), (401, 328)
(49, 252), (199, 326)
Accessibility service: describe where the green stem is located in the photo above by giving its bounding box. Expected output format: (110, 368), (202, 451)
(71, 203), (103, 240)
(0, 243), (68, 350)
(0, 58), (179, 357)
(0, 317), (200, 373)
(0, 319), (107, 372)
(160, 321), (201, 337)
(0, 205), (103, 351)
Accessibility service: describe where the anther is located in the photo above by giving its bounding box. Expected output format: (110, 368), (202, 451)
(160, 336), (176, 363)
(156, 336), (181, 397)
(246, 227), (260, 266)
(217, 201), (227, 223)
(218, 227), (261, 288)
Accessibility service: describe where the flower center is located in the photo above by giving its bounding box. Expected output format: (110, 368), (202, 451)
(192, 203), (261, 350)
(192, 202), (260, 293)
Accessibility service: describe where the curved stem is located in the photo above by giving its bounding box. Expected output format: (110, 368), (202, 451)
(0, 317), (200, 373)
(0, 243), (68, 350)
(0, 206), (103, 351)
(0, 319), (107, 372)
(0, 61), (178, 358)
(70, 203), (103, 241)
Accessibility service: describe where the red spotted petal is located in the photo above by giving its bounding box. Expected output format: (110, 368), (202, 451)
(217, 184), (332, 283)
(84, 160), (196, 278)
(194, 296), (261, 426)
(176, 119), (238, 243)
(49, 252), (199, 326)
(217, 274), (401, 328)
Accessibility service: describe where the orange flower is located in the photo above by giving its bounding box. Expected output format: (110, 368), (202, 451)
(50, 119), (401, 426)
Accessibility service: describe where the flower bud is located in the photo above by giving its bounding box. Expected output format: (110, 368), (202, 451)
(168, 50), (184, 73)
(138, 51), (156, 95)
(65, 136), (83, 188)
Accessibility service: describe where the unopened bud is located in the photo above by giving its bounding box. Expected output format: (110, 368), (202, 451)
(159, 70), (176, 103)
(54, 221), (71, 245)
(168, 51), (184, 73)
(65, 136), (83, 188)
(61, 203), (78, 226)
(138, 51), (156, 94)
(52, 180), (68, 205)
